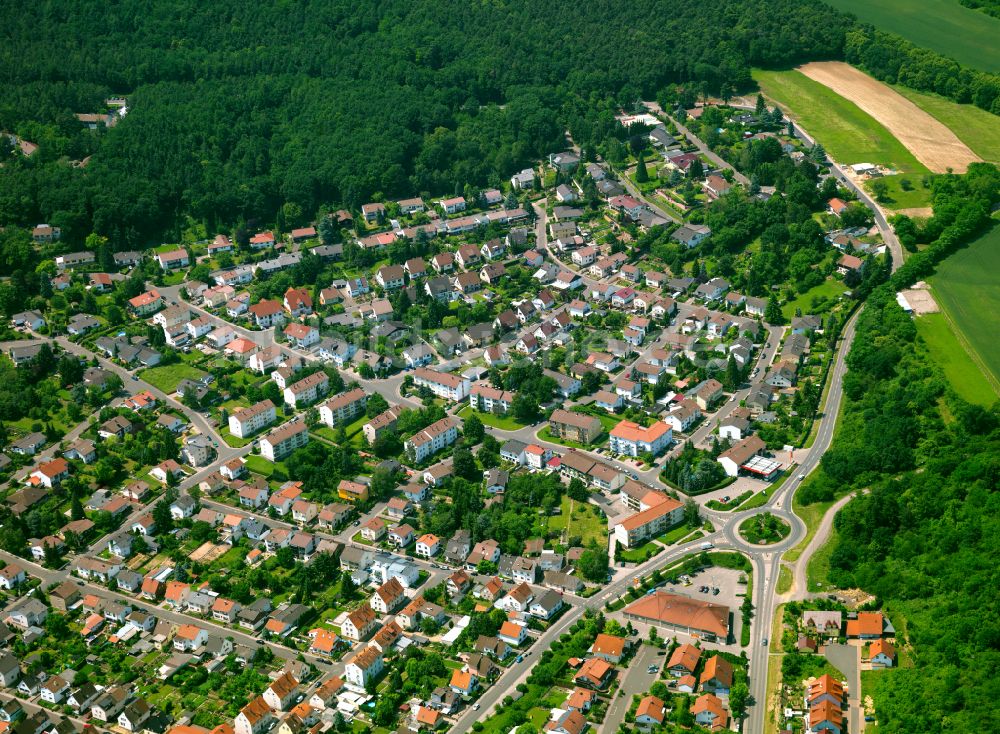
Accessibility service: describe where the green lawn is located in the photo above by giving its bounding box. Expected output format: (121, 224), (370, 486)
(806, 526), (838, 593)
(139, 362), (209, 393)
(753, 69), (929, 173)
(891, 85), (1000, 164)
(656, 522), (698, 545)
(545, 496), (608, 548)
(783, 494), (839, 564)
(537, 426), (601, 449)
(782, 278), (848, 320)
(929, 224), (1000, 397)
(244, 454), (275, 477)
(735, 490), (770, 511)
(824, 0), (1000, 73)
(776, 564), (792, 595)
(618, 540), (662, 563)
(915, 313), (998, 406)
(865, 174), (934, 211)
(456, 404), (528, 431)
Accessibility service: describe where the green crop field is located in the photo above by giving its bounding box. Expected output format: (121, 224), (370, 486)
(928, 224), (1000, 400)
(824, 0), (1000, 73)
(890, 85), (1000, 164)
(915, 313), (998, 406)
(753, 69), (928, 174)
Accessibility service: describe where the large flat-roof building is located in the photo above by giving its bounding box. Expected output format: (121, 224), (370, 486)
(623, 591), (730, 642)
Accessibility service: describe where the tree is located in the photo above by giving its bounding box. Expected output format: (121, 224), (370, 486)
(365, 392), (389, 418)
(152, 499), (174, 534)
(729, 681), (749, 716)
(870, 179), (890, 202)
(578, 549), (609, 582)
(754, 93), (766, 117)
(511, 394), (539, 424)
(688, 157), (704, 180)
(764, 295), (783, 325)
(463, 412), (485, 444)
(567, 478), (588, 501)
(724, 355), (741, 391)
(635, 151), (649, 183)
(369, 468), (396, 502)
(452, 448), (479, 481)
(684, 500), (701, 527)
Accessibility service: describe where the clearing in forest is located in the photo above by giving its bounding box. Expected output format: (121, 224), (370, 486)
(797, 62), (981, 174)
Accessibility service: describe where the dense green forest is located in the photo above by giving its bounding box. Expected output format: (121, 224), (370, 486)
(958, 0), (1000, 19)
(798, 165), (1000, 733)
(0, 0), (848, 247)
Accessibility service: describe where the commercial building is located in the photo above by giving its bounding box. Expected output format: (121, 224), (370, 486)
(623, 592), (730, 642)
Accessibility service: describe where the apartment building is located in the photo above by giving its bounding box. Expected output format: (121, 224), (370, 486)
(404, 416), (461, 463)
(319, 387), (368, 427)
(260, 422), (309, 461)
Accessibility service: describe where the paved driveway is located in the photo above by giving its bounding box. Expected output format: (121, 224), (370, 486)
(824, 643), (861, 733)
(601, 643), (661, 733)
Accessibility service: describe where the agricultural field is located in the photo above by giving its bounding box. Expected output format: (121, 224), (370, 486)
(891, 85), (1000, 164)
(928, 224), (1000, 398)
(915, 313), (998, 406)
(824, 0), (1000, 73)
(797, 62), (981, 173)
(753, 69), (928, 174)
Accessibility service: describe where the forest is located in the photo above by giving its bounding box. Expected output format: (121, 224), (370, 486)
(797, 165), (1000, 733)
(1, 0), (850, 249)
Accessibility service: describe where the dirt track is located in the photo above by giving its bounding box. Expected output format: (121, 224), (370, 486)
(798, 61), (982, 173)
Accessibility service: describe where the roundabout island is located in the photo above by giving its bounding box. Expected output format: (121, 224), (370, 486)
(738, 512), (793, 546)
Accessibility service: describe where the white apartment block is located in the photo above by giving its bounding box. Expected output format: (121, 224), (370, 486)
(405, 416), (460, 463)
(228, 400), (277, 438)
(319, 387), (368, 427)
(413, 367), (470, 402)
(260, 422), (309, 461)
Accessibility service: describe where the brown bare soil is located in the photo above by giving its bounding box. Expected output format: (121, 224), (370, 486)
(798, 62), (982, 173)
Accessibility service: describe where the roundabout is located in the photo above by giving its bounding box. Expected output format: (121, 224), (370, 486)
(737, 512), (793, 546)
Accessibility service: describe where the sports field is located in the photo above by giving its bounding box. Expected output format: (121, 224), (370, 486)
(752, 69), (928, 174)
(824, 0), (1000, 73)
(798, 62), (980, 173)
(890, 86), (1000, 164)
(929, 225), (1000, 400)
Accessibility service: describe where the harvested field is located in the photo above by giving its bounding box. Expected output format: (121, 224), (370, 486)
(798, 62), (982, 173)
